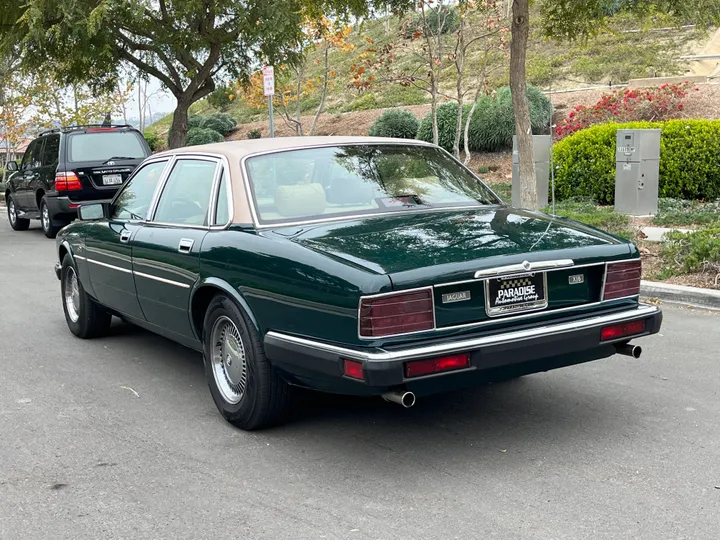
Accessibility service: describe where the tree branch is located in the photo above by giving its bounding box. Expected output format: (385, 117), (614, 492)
(114, 44), (180, 95)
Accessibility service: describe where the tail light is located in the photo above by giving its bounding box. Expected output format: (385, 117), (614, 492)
(359, 289), (434, 338)
(405, 354), (470, 378)
(55, 171), (82, 192)
(601, 319), (646, 341)
(343, 360), (364, 380)
(603, 259), (641, 300)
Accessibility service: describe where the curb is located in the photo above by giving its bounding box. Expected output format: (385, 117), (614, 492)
(641, 280), (720, 311)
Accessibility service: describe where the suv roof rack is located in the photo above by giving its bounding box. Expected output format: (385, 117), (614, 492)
(38, 124), (135, 136)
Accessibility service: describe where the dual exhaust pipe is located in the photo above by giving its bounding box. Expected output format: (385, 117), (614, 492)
(382, 343), (641, 408)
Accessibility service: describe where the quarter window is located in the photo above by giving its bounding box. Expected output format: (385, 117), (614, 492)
(153, 159), (218, 226)
(111, 160), (168, 220)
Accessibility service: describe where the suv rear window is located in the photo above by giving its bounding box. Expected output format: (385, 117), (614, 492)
(68, 131), (148, 163)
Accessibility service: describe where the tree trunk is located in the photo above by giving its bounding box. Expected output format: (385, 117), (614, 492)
(309, 43), (330, 136)
(168, 94), (192, 149)
(510, 0), (537, 209)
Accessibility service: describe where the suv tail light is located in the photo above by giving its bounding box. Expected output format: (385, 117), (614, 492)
(359, 289), (434, 338)
(55, 171), (82, 192)
(603, 260), (641, 300)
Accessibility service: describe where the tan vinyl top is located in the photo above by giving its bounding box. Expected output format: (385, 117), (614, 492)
(153, 136), (436, 226)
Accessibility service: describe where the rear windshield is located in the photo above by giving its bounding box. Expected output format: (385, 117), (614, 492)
(68, 131), (148, 163)
(245, 145), (500, 225)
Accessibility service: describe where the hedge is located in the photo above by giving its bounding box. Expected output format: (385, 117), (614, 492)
(553, 119), (720, 204)
(186, 127), (225, 146)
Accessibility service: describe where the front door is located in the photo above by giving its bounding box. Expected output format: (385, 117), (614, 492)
(132, 157), (221, 338)
(16, 139), (44, 209)
(84, 159), (169, 319)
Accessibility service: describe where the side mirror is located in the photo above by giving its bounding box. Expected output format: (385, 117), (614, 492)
(6, 161), (18, 172)
(77, 203), (107, 221)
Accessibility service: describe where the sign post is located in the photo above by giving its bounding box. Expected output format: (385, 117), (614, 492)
(262, 66), (275, 138)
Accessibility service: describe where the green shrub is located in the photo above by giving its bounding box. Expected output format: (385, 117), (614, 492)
(467, 86), (552, 151)
(201, 113), (236, 136)
(188, 115), (204, 129)
(545, 198), (635, 240)
(143, 131), (162, 152)
(247, 129), (262, 139)
(660, 227), (720, 274)
(186, 127), (224, 146)
(653, 198), (720, 227)
(207, 86), (235, 110)
(477, 165), (490, 174)
(553, 120), (720, 204)
(345, 93), (378, 112)
(416, 102), (468, 151)
(369, 109), (419, 139)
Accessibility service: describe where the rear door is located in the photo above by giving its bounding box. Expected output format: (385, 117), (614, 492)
(63, 128), (150, 203)
(84, 158), (170, 319)
(16, 139), (44, 209)
(132, 156), (223, 338)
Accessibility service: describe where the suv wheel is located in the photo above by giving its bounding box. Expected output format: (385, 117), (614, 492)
(7, 195), (30, 231)
(41, 197), (64, 239)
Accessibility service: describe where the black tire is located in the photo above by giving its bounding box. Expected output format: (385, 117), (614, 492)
(60, 255), (112, 339)
(6, 194), (30, 231)
(41, 197), (64, 239)
(202, 295), (292, 430)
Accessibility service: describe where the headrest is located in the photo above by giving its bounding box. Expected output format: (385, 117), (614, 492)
(274, 183), (327, 217)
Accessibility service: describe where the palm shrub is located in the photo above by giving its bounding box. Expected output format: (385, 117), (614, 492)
(416, 102), (469, 152)
(369, 109), (420, 139)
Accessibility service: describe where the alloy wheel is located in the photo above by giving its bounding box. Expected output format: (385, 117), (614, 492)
(210, 316), (248, 405)
(8, 200), (16, 225)
(64, 267), (81, 323)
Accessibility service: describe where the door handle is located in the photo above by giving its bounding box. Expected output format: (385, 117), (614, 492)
(178, 238), (194, 253)
(119, 230), (131, 243)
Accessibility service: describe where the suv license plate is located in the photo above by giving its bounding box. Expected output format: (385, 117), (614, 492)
(103, 174), (122, 185)
(485, 272), (548, 317)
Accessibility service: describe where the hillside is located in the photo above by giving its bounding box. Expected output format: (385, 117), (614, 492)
(146, 9), (709, 140)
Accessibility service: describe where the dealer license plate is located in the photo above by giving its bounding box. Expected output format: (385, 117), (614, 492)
(103, 174), (123, 186)
(485, 272), (548, 317)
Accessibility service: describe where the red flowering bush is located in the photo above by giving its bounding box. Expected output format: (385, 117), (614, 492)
(556, 83), (698, 138)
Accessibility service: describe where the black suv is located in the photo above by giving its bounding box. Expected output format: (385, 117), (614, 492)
(4, 124), (151, 238)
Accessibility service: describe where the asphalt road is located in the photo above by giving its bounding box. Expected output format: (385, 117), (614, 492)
(1, 215), (719, 540)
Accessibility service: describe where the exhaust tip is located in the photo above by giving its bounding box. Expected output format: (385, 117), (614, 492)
(615, 343), (643, 359)
(629, 345), (642, 359)
(382, 390), (416, 408)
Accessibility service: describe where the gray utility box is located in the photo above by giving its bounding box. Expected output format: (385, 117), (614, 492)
(614, 129), (661, 216)
(512, 135), (552, 208)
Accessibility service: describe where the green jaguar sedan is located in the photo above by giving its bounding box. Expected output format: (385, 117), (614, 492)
(54, 136), (662, 430)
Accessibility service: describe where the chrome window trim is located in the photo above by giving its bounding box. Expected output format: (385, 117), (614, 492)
(210, 161), (234, 229)
(109, 156), (173, 222)
(133, 270), (191, 289)
(238, 141), (502, 230)
(357, 285), (437, 340)
(148, 154), (222, 227)
(267, 303), (660, 363)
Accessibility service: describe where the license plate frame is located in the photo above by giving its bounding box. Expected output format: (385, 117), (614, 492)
(102, 174), (123, 186)
(484, 272), (548, 318)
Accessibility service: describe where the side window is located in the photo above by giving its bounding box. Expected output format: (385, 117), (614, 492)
(21, 140), (42, 171)
(40, 135), (60, 167)
(111, 160), (168, 220)
(153, 159), (218, 226)
(214, 169), (230, 225)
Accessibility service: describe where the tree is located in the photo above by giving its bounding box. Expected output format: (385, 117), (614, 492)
(0, 67), (29, 181)
(8, 0), (412, 148)
(510, 0), (720, 210)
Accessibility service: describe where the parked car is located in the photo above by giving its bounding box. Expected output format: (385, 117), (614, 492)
(5, 124), (151, 238)
(53, 137), (662, 430)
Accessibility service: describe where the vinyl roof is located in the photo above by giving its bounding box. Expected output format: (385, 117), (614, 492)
(154, 136), (436, 160)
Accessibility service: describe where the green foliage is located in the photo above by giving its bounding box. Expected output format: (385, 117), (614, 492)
(344, 93), (378, 112)
(553, 120), (720, 204)
(207, 86), (235, 110)
(143, 131), (162, 152)
(477, 165), (490, 174)
(416, 102), (467, 151)
(467, 86), (553, 151)
(545, 198), (635, 240)
(652, 198), (720, 227)
(489, 182), (512, 202)
(188, 115), (204, 130)
(526, 55), (560, 87)
(369, 109), (419, 139)
(200, 112), (236, 136)
(403, 5), (460, 38)
(186, 128), (225, 146)
(247, 128), (262, 139)
(660, 228), (720, 274)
